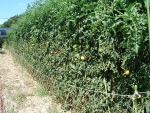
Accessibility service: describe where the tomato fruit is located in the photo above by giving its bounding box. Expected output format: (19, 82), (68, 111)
(51, 51), (58, 54)
(81, 56), (88, 60)
(124, 70), (130, 75)
(73, 44), (78, 49)
(86, 45), (90, 50)
(99, 48), (103, 53)
(81, 56), (85, 60)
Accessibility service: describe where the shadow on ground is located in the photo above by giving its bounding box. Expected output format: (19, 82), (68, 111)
(0, 50), (6, 54)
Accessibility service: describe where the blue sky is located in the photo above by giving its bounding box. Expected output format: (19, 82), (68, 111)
(0, 0), (36, 24)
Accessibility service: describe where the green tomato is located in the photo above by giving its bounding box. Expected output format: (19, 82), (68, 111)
(99, 48), (103, 53)
(86, 45), (90, 49)
(73, 44), (78, 49)
(63, 44), (67, 47)
(58, 41), (61, 45)
(81, 56), (85, 60)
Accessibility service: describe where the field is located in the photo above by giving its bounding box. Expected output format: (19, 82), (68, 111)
(6, 0), (150, 112)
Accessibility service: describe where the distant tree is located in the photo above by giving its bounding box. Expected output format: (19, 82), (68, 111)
(1, 14), (23, 27)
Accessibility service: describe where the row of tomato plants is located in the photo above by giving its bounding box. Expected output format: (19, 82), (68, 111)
(7, 0), (150, 112)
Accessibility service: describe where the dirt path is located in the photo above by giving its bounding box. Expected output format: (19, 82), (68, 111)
(0, 50), (70, 113)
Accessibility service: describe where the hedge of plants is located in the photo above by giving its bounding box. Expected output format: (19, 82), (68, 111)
(7, 0), (150, 112)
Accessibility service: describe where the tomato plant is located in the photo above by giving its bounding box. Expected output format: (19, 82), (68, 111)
(7, 0), (150, 112)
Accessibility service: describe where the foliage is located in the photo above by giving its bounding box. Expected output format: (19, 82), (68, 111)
(1, 14), (23, 27)
(0, 37), (4, 48)
(7, 0), (150, 112)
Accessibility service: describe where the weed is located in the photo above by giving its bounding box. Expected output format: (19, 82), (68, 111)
(3, 84), (15, 90)
(12, 93), (27, 104)
(9, 105), (15, 113)
(35, 85), (47, 97)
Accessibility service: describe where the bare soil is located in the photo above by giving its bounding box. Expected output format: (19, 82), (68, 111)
(0, 50), (71, 113)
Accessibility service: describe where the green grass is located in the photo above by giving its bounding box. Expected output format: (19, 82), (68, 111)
(12, 93), (27, 104)
(50, 109), (60, 113)
(3, 84), (15, 90)
(35, 85), (48, 97)
(9, 105), (15, 113)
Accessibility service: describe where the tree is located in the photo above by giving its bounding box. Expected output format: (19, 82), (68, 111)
(1, 14), (23, 27)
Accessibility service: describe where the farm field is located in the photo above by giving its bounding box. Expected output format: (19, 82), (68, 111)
(0, 49), (71, 113)
(3, 0), (150, 112)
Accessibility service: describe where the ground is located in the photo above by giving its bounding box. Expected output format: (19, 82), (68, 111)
(0, 49), (71, 113)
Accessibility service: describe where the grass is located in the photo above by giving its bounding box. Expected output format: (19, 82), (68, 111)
(12, 93), (27, 104)
(35, 85), (48, 97)
(9, 105), (15, 113)
(3, 84), (15, 90)
(50, 109), (60, 113)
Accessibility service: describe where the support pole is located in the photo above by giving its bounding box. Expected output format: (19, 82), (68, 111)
(133, 85), (138, 113)
(146, 0), (150, 51)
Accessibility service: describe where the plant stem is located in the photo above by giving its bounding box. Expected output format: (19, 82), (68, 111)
(104, 78), (110, 113)
(146, 0), (150, 51)
(134, 85), (138, 113)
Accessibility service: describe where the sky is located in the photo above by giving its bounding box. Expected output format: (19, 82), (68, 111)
(0, 0), (36, 24)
